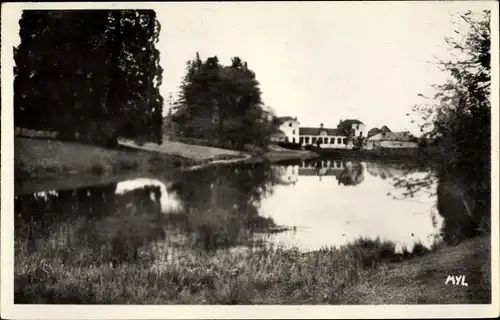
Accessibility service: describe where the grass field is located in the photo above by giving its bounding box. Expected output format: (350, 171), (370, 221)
(14, 137), (192, 194)
(14, 230), (490, 304)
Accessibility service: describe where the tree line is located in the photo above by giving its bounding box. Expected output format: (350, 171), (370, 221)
(407, 10), (491, 244)
(14, 10), (164, 147)
(172, 53), (280, 150)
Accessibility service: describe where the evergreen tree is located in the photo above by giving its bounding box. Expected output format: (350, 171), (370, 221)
(14, 10), (164, 146)
(173, 53), (278, 149)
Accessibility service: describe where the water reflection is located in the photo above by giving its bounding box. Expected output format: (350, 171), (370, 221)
(115, 178), (183, 214)
(15, 182), (167, 264)
(166, 163), (282, 251)
(257, 159), (443, 253)
(15, 158), (478, 265)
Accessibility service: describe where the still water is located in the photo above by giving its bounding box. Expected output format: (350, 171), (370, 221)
(15, 158), (444, 264)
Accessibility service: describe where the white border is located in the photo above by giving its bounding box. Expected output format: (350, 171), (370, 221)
(2, 2), (499, 319)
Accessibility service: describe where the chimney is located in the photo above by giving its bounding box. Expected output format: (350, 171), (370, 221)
(320, 123), (324, 129)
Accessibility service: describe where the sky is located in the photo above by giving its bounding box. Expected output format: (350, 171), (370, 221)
(6, 2), (493, 136)
(156, 2), (485, 135)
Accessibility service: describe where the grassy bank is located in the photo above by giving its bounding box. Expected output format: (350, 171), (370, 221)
(15, 136), (317, 195)
(15, 137), (191, 195)
(120, 138), (318, 164)
(14, 234), (490, 304)
(119, 138), (249, 163)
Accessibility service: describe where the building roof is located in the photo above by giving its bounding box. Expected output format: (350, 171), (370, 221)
(299, 127), (345, 136)
(367, 127), (381, 137)
(277, 116), (297, 124)
(338, 119), (364, 129)
(380, 125), (392, 132)
(368, 131), (414, 141)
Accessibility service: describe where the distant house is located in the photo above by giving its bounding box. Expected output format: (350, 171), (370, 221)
(299, 123), (349, 148)
(277, 116), (300, 143)
(297, 119), (366, 149)
(337, 119), (367, 138)
(367, 125), (391, 138)
(367, 127), (381, 138)
(366, 131), (418, 150)
(380, 125), (391, 133)
(272, 116), (367, 149)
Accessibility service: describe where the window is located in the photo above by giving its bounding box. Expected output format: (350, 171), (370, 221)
(318, 137), (323, 144)
(337, 137), (342, 144)
(292, 130), (295, 134)
(299, 137), (303, 144)
(312, 137), (317, 144)
(292, 137), (296, 143)
(305, 137), (310, 144)
(289, 123), (292, 127)
(330, 137), (335, 144)
(343, 138), (347, 144)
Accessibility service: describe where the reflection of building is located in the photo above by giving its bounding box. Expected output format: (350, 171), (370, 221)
(298, 159), (346, 177)
(337, 161), (365, 186)
(365, 162), (408, 179)
(276, 165), (299, 185)
(277, 159), (365, 185)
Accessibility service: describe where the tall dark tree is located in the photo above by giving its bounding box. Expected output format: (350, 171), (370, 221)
(14, 10), (164, 146)
(173, 53), (279, 150)
(116, 10), (164, 145)
(14, 10), (110, 137)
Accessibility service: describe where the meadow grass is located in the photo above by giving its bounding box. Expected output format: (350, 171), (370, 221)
(15, 137), (191, 181)
(17, 226), (476, 305)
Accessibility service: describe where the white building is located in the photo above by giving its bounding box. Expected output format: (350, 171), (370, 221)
(366, 131), (419, 150)
(299, 124), (349, 149)
(277, 116), (300, 143)
(337, 119), (367, 148)
(273, 117), (367, 149)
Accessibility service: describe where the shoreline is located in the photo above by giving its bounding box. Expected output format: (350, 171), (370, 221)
(14, 137), (318, 195)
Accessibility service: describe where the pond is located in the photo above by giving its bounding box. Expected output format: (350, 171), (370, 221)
(15, 158), (449, 265)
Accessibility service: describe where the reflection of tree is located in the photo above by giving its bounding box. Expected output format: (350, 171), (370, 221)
(168, 163), (281, 251)
(365, 161), (415, 180)
(83, 185), (165, 263)
(390, 161), (486, 246)
(336, 162), (364, 186)
(15, 182), (167, 264)
(402, 12), (491, 246)
(15, 184), (116, 252)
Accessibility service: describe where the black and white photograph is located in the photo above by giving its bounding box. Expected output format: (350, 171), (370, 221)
(1, 1), (499, 319)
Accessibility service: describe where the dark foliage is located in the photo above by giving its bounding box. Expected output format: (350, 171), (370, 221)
(14, 10), (163, 147)
(403, 10), (491, 244)
(173, 53), (279, 150)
